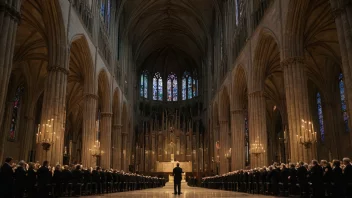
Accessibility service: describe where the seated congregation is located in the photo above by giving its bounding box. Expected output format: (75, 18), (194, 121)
(0, 157), (165, 197)
(201, 158), (352, 198)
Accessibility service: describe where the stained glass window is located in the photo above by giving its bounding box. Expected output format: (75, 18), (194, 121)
(153, 72), (163, 101)
(188, 77), (193, 99)
(167, 73), (178, 101)
(316, 92), (324, 142)
(182, 72), (190, 100)
(100, 0), (105, 17)
(339, 73), (349, 132)
(140, 71), (148, 98)
(8, 85), (25, 141)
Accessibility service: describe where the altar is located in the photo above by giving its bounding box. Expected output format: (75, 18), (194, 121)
(155, 161), (192, 173)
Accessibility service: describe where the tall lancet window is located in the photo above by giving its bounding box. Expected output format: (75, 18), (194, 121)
(8, 85), (25, 141)
(167, 73), (178, 101)
(187, 75), (193, 99)
(153, 72), (163, 101)
(140, 70), (148, 98)
(182, 72), (190, 100)
(316, 92), (325, 142)
(339, 73), (349, 132)
(193, 70), (198, 97)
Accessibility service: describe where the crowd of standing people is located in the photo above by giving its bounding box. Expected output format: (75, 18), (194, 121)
(201, 158), (352, 198)
(0, 157), (165, 198)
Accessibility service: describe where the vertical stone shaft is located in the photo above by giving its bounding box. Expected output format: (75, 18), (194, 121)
(231, 110), (246, 170)
(36, 67), (68, 165)
(122, 132), (128, 171)
(282, 57), (316, 163)
(0, 102), (13, 163)
(112, 124), (122, 169)
(20, 116), (35, 161)
(81, 94), (97, 168)
(248, 91), (267, 168)
(0, 1), (20, 153)
(100, 112), (112, 169)
(219, 120), (228, 174)
(331, 0), (352, 144)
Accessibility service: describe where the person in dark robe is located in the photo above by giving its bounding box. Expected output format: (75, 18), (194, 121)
(296, 162), (308, 197)
(71, 164), (83, 195)
(37, 161), (52, 198)
(26, 162), (37, 198)
(321, 160), (332, 196)
(0, 157), (14, 197)
(331, 160), (343, 198)
(52, 164), (62, 197)
(309, 160), (323, 198)
(173, 163), (183, 195)
(343, 157), (352, 197)
(288, 163), (297, 195)
(14, 160), (27, 198)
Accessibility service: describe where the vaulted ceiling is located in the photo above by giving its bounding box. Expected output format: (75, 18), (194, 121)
(120, 0), (215, 72)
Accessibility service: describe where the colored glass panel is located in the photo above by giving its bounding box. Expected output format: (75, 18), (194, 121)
(8, 85), (24, 141)
(193, 79), (197, 97)
(182, 78), (187, 100)
(153, 77), (157, 100)
(188, 77), (192, 99)
(317, 92), (325, 142)
(158, 78), (163, 101)
(140, 75), (144, 97)
(339, 73), (349, 132)
(173, 78), (178, 101)
(167, 79), (172, 101)
(143, 75), (148, 98)
(100, 0), (105, 16)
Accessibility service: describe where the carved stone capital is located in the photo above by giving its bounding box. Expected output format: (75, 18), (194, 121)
(231, 109), (245, 115)
(113, 124), (122, 129)
(47, 66), (69, 75)
(280, 56), (305, 68)
(84, 93), (99, 100)
(0, 2), (21, 22)
(219, 120), (228, 125)
(248, 90), (264, 97)
(101, 112), (113, 117)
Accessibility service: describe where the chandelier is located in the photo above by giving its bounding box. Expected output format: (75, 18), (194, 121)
(249, 137), (265, 157)
(36, 119), (56, 151)
(297, 119), (317, 149)
(89, 140), (104, 157)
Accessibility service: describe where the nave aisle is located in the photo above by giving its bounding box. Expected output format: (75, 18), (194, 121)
(86, 182), (283, 198)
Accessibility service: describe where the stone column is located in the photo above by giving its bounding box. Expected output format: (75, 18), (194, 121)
(0, 102), (13, 163)
(121, 132), (128, 171)
(36, 66), (68, 165)
(231, 109), (246, 170)
(20, 116), (35, 161)
(248, 91), (267, 168)
(219, 120), (229, 174)
(330, 0), (352, 145)
(81, 94), (97, 168)
(0, 1), (20, 136)
(282, 57), (317, 163)
(100, 112), (112, 169)
(112, 124), (122, 169)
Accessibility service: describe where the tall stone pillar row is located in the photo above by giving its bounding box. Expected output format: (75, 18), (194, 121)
(231, 110), (246, 171)
(112, 124), (122, 169)
(0, 1), (21, 148)
(20, 116), (35, 161)
(282, 57), (317, 163)
(219, 120), (229, 174)
(248, 91), (268, 168)
(100, 112), (112, 169)
(330, 0), (352, 145)
(0, 102), (13, 163)
(121, 132), (128, 171)
(81, 94), (97, 168)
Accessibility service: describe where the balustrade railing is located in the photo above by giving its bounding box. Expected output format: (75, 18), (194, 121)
(251, 0), (274, 31)
(98, 20), (112, 72)
(72, 0), (93, 35)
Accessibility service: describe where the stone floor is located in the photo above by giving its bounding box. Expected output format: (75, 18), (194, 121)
(86, 182), (283, 198)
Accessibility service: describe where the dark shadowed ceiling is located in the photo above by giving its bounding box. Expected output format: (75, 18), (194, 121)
(119, 0), (215, 73)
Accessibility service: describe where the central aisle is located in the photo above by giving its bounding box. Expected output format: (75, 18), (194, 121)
(87, 182), (283, 198)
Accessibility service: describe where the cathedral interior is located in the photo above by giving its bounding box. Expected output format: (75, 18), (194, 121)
(1, 0), (352, 197)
